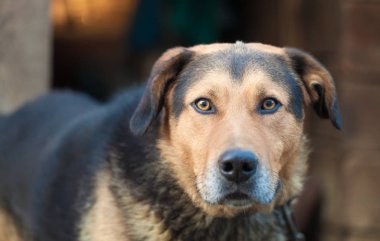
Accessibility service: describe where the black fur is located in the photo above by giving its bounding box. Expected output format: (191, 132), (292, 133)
(284, 47), (342, 129)
(129, 48), (194, 136)
(0, 88), (143, 240)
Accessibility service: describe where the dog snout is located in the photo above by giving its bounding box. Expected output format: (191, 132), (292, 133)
(218, 150), (258, 183)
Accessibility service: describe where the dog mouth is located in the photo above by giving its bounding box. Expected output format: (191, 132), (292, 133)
(222, 191), (253, 207)
(225, 192), (250, 200)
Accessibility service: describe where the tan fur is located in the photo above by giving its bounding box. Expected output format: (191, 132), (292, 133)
(79, 169), (128, 241)
(158, 67), (307, 217)
(111, 187), (175, 241)
(79, 167), (176, 241)
(0, 209), (22, 241)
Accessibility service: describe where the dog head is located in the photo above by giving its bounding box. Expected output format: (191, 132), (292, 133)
(130, 42), (341, 217)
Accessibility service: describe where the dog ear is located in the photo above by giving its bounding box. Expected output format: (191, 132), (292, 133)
(284, 48), (342, 130)
(130, 47), (193, 136)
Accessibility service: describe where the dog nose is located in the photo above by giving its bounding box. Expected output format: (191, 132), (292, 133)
(218, 150), (258, 183)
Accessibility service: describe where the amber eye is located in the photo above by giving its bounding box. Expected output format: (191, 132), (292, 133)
(192, 98), (215, 114)
(259, 98), (281, 114)
(195, 99), (211, 111)
(262, 99), (276, 110)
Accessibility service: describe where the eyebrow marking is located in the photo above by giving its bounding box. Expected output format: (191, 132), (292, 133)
(207, 90), (217, 99)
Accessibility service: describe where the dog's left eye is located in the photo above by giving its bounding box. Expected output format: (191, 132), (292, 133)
(259, 98), (281, 114)
(192, 98), (215, 114)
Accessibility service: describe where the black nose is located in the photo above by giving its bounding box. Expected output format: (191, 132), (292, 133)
(218, 150), (258, 183)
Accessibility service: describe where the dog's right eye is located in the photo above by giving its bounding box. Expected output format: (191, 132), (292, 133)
(192, 98), (216, 114)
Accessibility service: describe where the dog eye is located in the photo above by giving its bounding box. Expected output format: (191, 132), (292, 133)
(259, 98), (281, 114)
(192, 98), (215, 114)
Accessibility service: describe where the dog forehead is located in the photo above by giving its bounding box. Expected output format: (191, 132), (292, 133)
(186, 42), (289, 81)
(189, 42), (285, 55)
(180, 41), (293, 85)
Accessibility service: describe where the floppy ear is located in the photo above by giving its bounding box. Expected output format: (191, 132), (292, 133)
(130, 47), (193, 136)
(284, 48), (342, 130)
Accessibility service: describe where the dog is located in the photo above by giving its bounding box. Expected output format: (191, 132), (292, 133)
(0, 42), (342, 241)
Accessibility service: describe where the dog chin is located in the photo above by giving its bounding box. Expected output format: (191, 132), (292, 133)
(220, 192), (255, 207)
(199, 183), (279, 208)
(221, 192), (275, 207)
(198, 196), (275, 218)
(198, 191), (277, 216)
(222, 198), (254, 208)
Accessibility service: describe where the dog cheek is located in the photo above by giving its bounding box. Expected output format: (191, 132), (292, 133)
(273, 114), (303, 150)
(282, 124), (303, 158)
(251, 167), (280, 204)
(197, 166), (224, 204)
(171, 115), (209, 173)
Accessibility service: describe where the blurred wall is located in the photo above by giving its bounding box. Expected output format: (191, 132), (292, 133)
(0, 0), (50, 113)
(52, 0), (138, 99)
(317, 2), (380, 241)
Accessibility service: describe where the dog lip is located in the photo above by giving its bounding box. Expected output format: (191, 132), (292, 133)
(225, 192), (250, 200)
(221, 192), (253, 207)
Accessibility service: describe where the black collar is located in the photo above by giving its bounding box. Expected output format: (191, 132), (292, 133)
(275, 200), (305, 241)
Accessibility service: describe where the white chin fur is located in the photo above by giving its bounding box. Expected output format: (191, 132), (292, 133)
(198, 165), (277, 206)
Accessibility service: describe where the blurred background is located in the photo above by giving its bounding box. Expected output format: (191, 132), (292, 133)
(0, 0), (379, 240)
